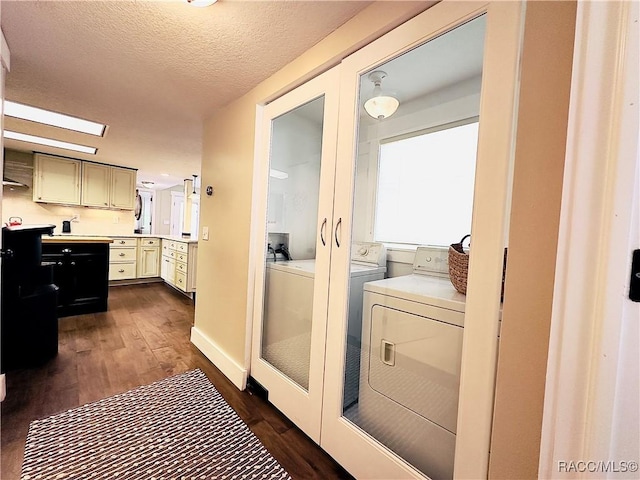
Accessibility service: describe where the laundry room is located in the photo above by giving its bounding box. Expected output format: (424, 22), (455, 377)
(252, 15), (492, 480)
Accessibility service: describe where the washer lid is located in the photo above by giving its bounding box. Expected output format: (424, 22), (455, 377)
(349, 263), (387, 277)
(266, 259), (316, 278)
(364, 274), (466, 313)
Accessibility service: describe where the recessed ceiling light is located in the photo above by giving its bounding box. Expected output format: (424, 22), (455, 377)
(161, 173), (170, 177)
(4, 100), (107, 136)
(3, 130), (97, 155)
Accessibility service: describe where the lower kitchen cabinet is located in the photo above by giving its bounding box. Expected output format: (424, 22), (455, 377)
(161, 239), (197, 293)
(109, 237), (137, 280)
(42, 242), (110, 317)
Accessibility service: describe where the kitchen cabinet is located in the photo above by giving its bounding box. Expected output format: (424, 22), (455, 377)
(161, 239), (197, 293)
(32, 153), (136, 209)
(33, 154), (81, 205)
(250, 2), (523, 478)
(41, 240), (110, 317)
(81, 162), (111, 207)
(137, 239), (160, 278)
(109, 237), (137, 280)
(110, 167), (136, 209)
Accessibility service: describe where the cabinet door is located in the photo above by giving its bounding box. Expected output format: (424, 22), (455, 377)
(81, 162), (111, 207)
(138, 247), (160, 278)
(250, 67), (340, 443)
(33, 154), (81, 205)
(110, 167), (136, 209)
(322, 3), (523, 479)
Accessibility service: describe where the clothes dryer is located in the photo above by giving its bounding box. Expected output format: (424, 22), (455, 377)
(356, 246), (466, 480)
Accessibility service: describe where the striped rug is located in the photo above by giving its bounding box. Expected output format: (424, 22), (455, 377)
(21, 369), (291, 480)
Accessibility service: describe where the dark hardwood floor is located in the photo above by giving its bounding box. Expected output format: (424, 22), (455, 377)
(1, 283), (353, 480)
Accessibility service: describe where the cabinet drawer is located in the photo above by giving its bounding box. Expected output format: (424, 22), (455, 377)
(175, 271), (187, 291)
(110, 247), (137, 262)
(168, 241), (177, 251)
(111, 237), (137, 247)
(176, 261), (188, 274)
(175, 252), (187, 263)
(109, 262), (136, 280)
(176, 242), (188, 253)
(141, 238), (160, 247)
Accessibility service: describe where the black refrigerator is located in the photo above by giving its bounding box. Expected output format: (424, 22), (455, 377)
(1, 224), (59, 371)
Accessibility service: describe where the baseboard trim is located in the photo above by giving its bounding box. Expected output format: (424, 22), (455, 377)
(190, 327), (247, 390)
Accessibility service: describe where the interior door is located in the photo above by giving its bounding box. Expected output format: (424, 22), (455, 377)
(250, 67), (339, 442)
(322, 2), (523, 478)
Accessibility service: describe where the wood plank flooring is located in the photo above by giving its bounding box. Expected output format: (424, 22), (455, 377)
(1, 283), (353, 480)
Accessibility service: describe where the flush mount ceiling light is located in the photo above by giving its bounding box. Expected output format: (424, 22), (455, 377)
(4, 100), (107, 136)
(364, 70), (399, 120)
(141, 181), (155, 187)
(184, 0), (217, 7)
(3, 130), (97, 155)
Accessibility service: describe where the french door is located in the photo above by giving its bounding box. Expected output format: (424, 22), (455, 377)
(252, 1), (523, 478)
(322, 2), (523, 478)
(250, 67), (340, 442)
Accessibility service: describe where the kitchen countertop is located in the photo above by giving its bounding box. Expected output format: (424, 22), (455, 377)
(42, 235), (114, 244)
(44, 233), (198, 244)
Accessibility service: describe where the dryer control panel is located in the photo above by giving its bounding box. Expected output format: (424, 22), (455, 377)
(413, 246), (450, 276)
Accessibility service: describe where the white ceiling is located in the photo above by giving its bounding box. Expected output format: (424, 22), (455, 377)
(1, 0), (370, 189)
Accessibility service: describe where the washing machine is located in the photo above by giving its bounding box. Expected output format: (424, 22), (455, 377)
(356, 246), (466, 480)
(262, 242), (386, 391)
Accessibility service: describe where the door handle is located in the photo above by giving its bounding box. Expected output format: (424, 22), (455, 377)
(320, 218), (327, 246)
(334, 217), (342, 248)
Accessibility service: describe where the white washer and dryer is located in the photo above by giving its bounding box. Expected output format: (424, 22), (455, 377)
(262, 242), (386, 390)
(356, 246), (466, 480)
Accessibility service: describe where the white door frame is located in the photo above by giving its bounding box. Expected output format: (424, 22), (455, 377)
(539, 1), (639, 476)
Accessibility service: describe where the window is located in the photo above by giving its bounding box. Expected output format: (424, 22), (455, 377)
(374, 120), (478, 247)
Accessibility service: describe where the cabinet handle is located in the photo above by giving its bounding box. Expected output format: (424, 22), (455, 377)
(104, 202), (108, 206)
(38, 196), (42, 200)
(119, 269), (125, 273)
(119, 253), (125, 257)
(320, 218), (327, 246)
(334, 217), (342, 248)
(120, 240), (125, 244)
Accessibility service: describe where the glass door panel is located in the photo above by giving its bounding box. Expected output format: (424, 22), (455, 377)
(261, 96), (325, 391)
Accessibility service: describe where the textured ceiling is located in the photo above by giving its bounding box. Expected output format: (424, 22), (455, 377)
(1, 0), (370, 188)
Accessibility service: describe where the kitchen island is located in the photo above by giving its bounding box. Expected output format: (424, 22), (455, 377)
(41, 236), (112, 317)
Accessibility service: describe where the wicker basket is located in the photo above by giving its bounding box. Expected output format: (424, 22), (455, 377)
(448, 234), (471, 295)
(448, 235), (509, 298)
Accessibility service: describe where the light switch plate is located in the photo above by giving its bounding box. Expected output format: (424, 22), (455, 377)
(202, 226), (209, 241)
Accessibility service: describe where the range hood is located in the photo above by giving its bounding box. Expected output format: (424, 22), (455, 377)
(3, 176), (28, 188)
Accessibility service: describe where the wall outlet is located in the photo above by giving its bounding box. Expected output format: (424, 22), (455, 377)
(202, 226), (209, 240)
(163, 220), (170, 225)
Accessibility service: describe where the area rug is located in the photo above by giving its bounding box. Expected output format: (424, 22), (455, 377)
(21, 369), (291, 480)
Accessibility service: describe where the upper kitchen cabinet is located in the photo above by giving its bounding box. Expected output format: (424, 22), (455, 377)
(81, 162), (111, 207)
(81, 162), (137, 210)
(33, 153), (81, 205)
(110, 166), (136, 210)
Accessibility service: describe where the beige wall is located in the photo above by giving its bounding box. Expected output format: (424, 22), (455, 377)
(488, 1), (577, 478)
(194, 1), (431, 367)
